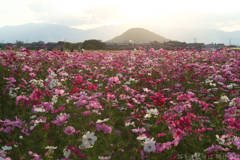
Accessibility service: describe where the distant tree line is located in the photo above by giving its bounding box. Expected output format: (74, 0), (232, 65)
(64, 42), (83, 50)
(1, 39), (106, 50)
(64, 40), (105, 50)
(82, 40), (106, 50)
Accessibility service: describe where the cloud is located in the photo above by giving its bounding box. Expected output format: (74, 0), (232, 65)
(1, 0), (240, 31)
(28, 3), (125, 27)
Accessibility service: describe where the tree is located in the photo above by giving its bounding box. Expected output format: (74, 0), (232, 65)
(64, 42), (71, 49)
(16, 41), (24, 48)
(71, 42), (83, 49)
(82, 40), (106, 50)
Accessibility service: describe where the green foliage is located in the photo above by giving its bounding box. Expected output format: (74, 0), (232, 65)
(64, 42), (71, 49)
(83, 39), (106, 50)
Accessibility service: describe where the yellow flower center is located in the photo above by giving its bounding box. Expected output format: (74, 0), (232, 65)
(149, 146), (151, 149)
(102, 127), (105, 129)
(88, 138), (92, 141)
(68, 130), (71, 133)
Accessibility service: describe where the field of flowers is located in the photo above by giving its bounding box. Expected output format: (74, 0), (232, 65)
(0, 47), (240, 160)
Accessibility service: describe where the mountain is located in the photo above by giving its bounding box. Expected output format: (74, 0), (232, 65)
(0, 23), (131, 43)
(106, 28), (170, 44)
(0, 23), (240, 45)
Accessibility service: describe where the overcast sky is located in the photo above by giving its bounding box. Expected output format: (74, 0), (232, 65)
(1, 0), (240, 32)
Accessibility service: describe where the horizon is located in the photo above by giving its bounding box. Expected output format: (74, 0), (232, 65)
(1, 0), (240, 32)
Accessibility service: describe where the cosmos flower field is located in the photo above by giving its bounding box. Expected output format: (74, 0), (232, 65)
(1, 47), (240, 160)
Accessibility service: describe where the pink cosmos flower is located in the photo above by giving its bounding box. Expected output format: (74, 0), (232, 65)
(88, 84), (98, 91)
(228, 117), (240, 130)
(45, 89), (52, 98)
(29, 72), (36, 77)
(162, 141), (172, 150)
(205, 144), (219, 152)
(28, 151), (41, 159)
(178, 116), (191, 131)
(155, 142), (164, 152)
(22, 65), (33, 72)
(96, 123), (112, 133)
(82, 111), (92, 115)
(233, 137), (240, 149)
(89, 121), (95, 128)
(156, 133), (166, 138)
(173, 128), (186, 140)
(51, 106), (65, 114)
(54, 89), (66, 97)
(51, 113), (70, 126)
(108, 77), (121, 87)
(132, 127), (146, 133)
(29, 89), (43, 101)
(86, 100), (102, 110)
(135, 94), (145, 102)
(73, 75), (84, 87)
(32, 102), (54, 113)
(64, 126), (75, 135)
(4, 126), (13, 133)
(75, 100), (88, 106)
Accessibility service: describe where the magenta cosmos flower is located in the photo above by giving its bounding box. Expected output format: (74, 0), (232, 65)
(64, 126), (75, 135)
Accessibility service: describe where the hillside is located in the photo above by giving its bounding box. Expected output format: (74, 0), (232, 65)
(106, 28), (170, 44)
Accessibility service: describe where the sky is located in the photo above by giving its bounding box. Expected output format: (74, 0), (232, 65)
(1, 0), (240, 32)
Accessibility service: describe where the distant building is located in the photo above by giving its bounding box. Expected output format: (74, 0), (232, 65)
(106, 43), (116, 50)
(56, 41), (65, 50)
(46, 42), (57, 51)
(187, 43), (204, 49)
(115, 43), (130, 50)
(150, 41), (163, 50)
(165, 41), (187, 49)
(202, 43), (225, 50)
(142, 43), (152, 49)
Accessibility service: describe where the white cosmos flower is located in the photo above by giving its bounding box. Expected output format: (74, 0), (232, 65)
(125, 122), (135, 127)
(227, 85), (233, 89)
(79, 143), (85, 149)
(221, 95), (230, 103)
(191, 152), (203, 159)
(216, 135), (225, 145)
(143, 138), (156, 153)
(63, 147), (71, 158)
(116, 73), (122, 77)
(2, 145), (12, 151)
(45, 146), (57, 150)
(136, 134), (147, 141)
(30, 115), (37, 119)
(143, 114), (151, 119)
(143, 88), (150, 93)
(96, 118), (109, 124)
(34, 107), (45, 113)
(124, 81), (131, 85)
(146, 108), (158, 115)
(82, 131), (97, 147)
(98, 156), (111, 160)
